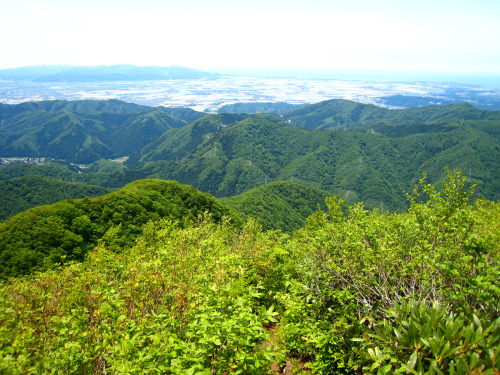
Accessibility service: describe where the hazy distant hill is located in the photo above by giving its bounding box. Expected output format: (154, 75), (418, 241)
(380, 95), (454, 108)
(284, 99), (500, 130)
(378, 94), (500, 111)
(0, 65), (75, 81)
(217, 102), (304, 114)
(0, 65), (218, 82)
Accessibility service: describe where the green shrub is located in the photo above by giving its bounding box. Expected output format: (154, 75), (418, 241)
(353, 299), (500, 374)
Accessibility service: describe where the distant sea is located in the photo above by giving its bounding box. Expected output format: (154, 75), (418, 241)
(217, 69), (500, 89)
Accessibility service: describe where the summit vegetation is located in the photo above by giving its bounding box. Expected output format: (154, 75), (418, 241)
(0, 171), (498, 374)
(0, 179), (238, 278)
(0, 98), (499, 373)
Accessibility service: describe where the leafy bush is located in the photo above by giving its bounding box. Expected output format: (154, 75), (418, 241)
(0, 171), (498, 374)
(352, 299), (500, 374)
(0, 216), (279, 374)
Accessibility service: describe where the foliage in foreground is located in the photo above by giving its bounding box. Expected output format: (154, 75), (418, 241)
(278, 171), (500, 373)
(353, 299), (500, 374)
(0, 171), (499, 374)
(0, 218), (280, 374)
(0, 179), (239, 278)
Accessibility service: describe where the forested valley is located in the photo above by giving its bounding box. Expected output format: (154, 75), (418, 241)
(0, 98), (499, 374)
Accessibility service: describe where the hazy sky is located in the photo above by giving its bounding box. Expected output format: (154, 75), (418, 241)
(1, 0), (499, 77)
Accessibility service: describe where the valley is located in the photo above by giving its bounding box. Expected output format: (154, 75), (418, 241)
(1, 98), (499, 219)
(0, 72), (499, 373)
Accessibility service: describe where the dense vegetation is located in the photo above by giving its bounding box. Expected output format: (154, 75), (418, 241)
(1, 96), (499, 373)
(129, 113), (274, 166)
(0, 100), (187, 163)
(139, 116), (499, 211)
(284, 99), (500, 130)
(0, 175), (112, 221)
(217, 102), (304, 114)
(0, 172), (498, 374)
(221, 181), (330, 232)
(2, 100), (500, 214)
(0, 179), (239, 278)
(1, 98), (500, 217)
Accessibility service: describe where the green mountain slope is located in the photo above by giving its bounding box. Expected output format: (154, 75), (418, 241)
(0, 98), (149, 116)
(149, 117), (499, 210)
(0, 172), (498, 374)
(220, 181), (330, 232)
(0, 100), (186, 163)
(3, 112), (497, 212)
(0, 179), (239, 278)
(0, 162), (80, 181)
(156, 106), (206, 123)
(1, 99), (499, 213)
(284, 99), (500, 129)
(0, 175), (113, 221)
(133, 113), (281, 165)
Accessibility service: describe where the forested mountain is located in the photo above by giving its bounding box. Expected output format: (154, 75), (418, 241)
(0, 162), (82, 181)
(220, 181), (330, 232)
(0, 96), (499, 373)
(131, 112), (281, 166)
(156, 107), (206, 123)
(284, 99), (500, 129)
(0, 175), (112, 221)
(0, 179), (239, 278)
(0, 99), (149, 115)
(130, 116), (499, 211)
(0, 100), (186, 163)
(1, 98), (499, 214)
(217, 102), (304, 114)
(0, 65), (218, 82)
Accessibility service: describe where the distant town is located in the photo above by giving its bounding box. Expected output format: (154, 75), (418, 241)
(1, 75), (499, 111)
(0, 157), (48, 166)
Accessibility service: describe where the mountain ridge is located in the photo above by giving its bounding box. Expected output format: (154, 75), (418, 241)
(1, 98), (499, 213)
(0, 179), (239, 278)
(0, 99), (187, 163)
(0, 65), (219, 82)
(284, 99), (500, 130)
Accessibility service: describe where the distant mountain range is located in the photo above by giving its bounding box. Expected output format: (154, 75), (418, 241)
(0, 65), (219, 82)
(0, 99), (190, 163)
(1, 98), (499, 215)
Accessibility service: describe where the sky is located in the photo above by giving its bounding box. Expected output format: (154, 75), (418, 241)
(1, 0), (499, 81)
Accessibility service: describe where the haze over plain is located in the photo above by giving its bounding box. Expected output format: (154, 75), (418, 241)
(1, 0), (499, 85)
